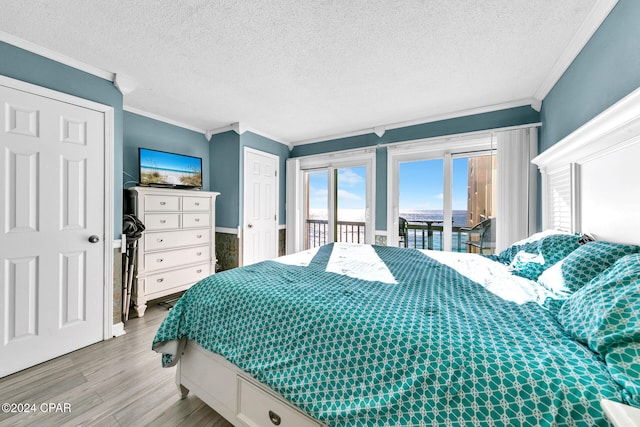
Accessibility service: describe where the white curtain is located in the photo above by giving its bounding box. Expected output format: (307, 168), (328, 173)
(285, 158), (302, 254)
(496, 128), (538, 252)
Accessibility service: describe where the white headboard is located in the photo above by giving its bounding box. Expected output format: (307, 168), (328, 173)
(532, 87), (640, 245)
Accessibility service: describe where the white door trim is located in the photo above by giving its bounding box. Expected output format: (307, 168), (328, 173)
(0, 74), (115, 340)
(242, 146), (279, 265)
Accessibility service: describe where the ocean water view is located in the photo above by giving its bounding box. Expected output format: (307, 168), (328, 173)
(399, 210), (468, 227)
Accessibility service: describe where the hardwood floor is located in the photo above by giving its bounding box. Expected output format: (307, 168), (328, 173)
(0, 301), (232, 427)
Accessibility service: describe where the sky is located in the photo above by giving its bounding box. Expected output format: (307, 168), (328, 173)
(399, 158), (468, 211)
(308, 160), (469, 212)
(308, 167), (366, 211)
(139, 148), (201, 172)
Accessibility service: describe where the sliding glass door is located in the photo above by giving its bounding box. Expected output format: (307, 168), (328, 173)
(389, 137), (496, 253)
(303, 166), (368, 249)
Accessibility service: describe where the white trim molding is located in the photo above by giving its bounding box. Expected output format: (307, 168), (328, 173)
(113, 73), (137, 95)
(123, 106), (207, 134)
(0, 30), (114, 81)
(532, 86), (640, 170)
(112, 322), (126, 337)
(216, 226), (239, 235)
(291, 98), (539, 147)
(206, 122), (289, 147)
(533, 0), (619, 101)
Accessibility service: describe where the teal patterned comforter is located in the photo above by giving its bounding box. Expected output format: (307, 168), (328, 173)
(153, 244), (623, 426)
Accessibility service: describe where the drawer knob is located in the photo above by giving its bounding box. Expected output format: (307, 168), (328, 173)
(160, 201), (166, 205)
(195, 202), (200, 206)
(194, 218), (200, 222)
(196, 234), (202, 238)
(157, 239), (164, 243)
(157, 258), (164, 263)
(160, 220), (166, 224)
(268, 410), (281, 426)
(196, 252), (202, 256)
(157, 278), (164, 283)
(196, 269), (202, 273)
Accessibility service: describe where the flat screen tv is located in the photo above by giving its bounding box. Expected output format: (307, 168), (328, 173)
(138, 148), (202, 189)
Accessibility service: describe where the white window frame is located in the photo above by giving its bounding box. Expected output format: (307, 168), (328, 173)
(386, 133), (494, 250)
(286, 148), (376, 253)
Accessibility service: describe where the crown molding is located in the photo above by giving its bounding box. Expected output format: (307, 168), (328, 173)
(291, 98), (538, 147)
(532, 86), (640, 169)
(533, 0), (619, 101)
(123, 106), (207, 134)
(205, 122), (289, 147)
(0, 30), (114, 82)
(113, 73), (137, 95)
(373, 126), (386, 137)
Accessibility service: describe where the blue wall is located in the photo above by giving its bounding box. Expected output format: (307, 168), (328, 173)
(123, 111), (210, 190)
(210, 131), (241, 229)
(210, 131), (290, 229)
(540, 0), (640, 151)
(0, 41), (124, 238)
(290, 105), (540, 231)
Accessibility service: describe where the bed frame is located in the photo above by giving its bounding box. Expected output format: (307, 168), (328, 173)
(175, 87), (640, 427)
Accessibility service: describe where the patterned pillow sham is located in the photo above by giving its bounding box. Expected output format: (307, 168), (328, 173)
(509, 233), (581, 281)
(557, 253), (640, 406)
(495, 229), (571, 265)
(538, 241), (639, 297)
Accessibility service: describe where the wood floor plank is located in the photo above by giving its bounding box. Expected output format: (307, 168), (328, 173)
(0, 301), (231, 427)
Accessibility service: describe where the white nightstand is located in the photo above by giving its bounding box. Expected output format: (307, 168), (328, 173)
(601, 399), (640, 427)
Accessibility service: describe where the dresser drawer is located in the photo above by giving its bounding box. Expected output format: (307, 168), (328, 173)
(144, 213), (180, 230)
(237, 377), (319, 427)
(145, 195), (180, 211)
(144, 263), (210, 295)
(183, 196), (210, 211)
(144, 246), (210, 272)
(183, 213), (210, 228)
(145, 229), (210, 251)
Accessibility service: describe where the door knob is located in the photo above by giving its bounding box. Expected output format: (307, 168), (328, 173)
(88, 235), (100, 243)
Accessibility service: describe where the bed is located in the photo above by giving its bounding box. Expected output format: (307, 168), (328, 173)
(152, 87), (640, 427)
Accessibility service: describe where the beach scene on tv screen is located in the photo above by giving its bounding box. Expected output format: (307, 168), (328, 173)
(140, 150), (202, 187)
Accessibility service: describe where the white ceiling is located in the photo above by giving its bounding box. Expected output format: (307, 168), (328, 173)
(0, 1), (615, 145)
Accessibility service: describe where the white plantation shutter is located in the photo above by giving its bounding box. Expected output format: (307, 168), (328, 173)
(545, 166), (572, 232)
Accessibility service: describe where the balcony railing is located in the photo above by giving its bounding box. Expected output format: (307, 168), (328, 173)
(401, 223), (469, 252)
(306, 219), (365, 248)
(306, 219), (479, 252)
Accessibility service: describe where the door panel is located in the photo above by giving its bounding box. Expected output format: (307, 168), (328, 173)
(243, 149), (278, 265)
(0, 84), (105, 377)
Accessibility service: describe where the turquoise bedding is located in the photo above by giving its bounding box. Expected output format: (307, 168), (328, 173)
(153, 244), (624, 426)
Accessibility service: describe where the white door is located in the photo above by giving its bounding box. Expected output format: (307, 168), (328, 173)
(243, 148), (278, 265)
(0, 84), (105, 377)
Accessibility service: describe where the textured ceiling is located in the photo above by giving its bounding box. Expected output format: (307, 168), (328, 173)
(0, 0), (608, 144)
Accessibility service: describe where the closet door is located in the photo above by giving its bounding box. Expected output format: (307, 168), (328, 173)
(0, 83), (105, 377)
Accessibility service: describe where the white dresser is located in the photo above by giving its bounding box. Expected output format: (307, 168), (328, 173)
(126, 187), (219, 317)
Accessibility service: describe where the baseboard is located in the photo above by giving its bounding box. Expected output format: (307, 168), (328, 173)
(112, 322), (126, 337)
